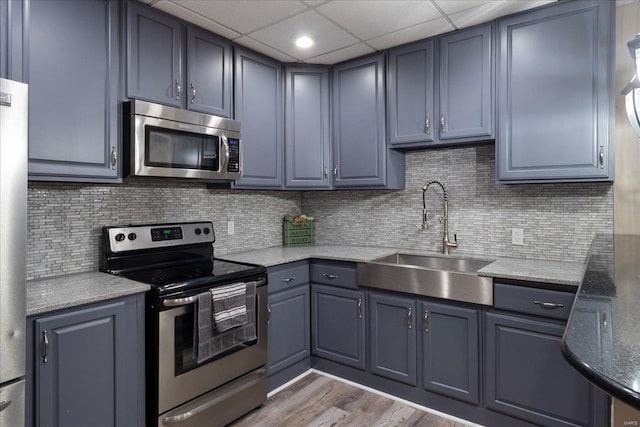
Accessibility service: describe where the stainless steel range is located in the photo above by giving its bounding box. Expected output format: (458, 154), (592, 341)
(102, 221), (267, 427)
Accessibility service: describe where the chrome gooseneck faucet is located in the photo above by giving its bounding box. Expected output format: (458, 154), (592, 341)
(422, 180), (459, 255)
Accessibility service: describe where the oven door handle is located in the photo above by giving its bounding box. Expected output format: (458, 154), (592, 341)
(162, 278), (267, 307)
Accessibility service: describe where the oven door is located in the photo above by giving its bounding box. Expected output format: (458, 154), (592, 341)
(156, 280), (267, 415)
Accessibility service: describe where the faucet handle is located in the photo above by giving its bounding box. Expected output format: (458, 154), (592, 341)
(453, 233), (457, 243)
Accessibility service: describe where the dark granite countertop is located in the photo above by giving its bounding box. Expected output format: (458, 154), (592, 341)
(562, 234), (640, 410)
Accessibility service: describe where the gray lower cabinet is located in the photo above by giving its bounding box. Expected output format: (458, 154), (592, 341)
(267, 285), (310, 375)
(27, 0), (120, 181)
(496, 0), (614, 182)
(233, 48), (284, 189)
(284, 65), (331, 189)
(333, 54), (404, 189)
(485, 311), (608, 426)
(421, 301), (480, 405)
(311, 284), (366, 370)
(369, 291), (417, 386)
(29, 295), (145, 427)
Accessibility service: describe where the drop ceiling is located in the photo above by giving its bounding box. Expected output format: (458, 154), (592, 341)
(142, 0), (560, 64)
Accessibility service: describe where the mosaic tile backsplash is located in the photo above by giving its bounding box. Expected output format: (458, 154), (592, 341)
(302, 145), (613, 263)
(27, 144), (612, 279)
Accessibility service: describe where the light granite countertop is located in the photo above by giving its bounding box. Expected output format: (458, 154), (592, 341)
(476, 257), (586, 287)
(27, 272), (149, 316)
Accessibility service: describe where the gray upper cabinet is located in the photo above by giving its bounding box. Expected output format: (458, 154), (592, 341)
(333, 54), (404, 189)
(369, 291), (417, 386)
(0, 0), (25, 82)
(127, 1), (182, 108)
(127, 2), (232, 117)
(388, 40), (435, 146)
(285, 66), (331, 189)
(27, 0), (120, 182)
(233, 48), (284, 189)
(496, 0), (614, 183)
(438, 25), (493, 141)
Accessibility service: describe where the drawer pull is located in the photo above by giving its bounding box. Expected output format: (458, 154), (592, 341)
(282, 277), (296, 283)
(357, 299), (362, 319)
(534, 301), (564, 309)
(322, 273), (338, 280)
(424, 310), (429, 333)
(407, 308), (413, 329)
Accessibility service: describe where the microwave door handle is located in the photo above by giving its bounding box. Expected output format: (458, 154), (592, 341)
(221, 136), (230, 174)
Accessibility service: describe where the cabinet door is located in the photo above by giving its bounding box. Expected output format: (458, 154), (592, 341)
(486, 312), (606, 427)
(285, 66), (331, 189)
(333, 54), (386, 187)
(34, 298), (144, 427)
(438, 24), (493, 141)
(369, 291), (417, 386)
(0, 0), (25, 81)
(127, 1), (182, 107)
(497, 0), (613, 182)
(421, 301), (479, 405)
(311, 284), (366, 370)
(267, 285), (310, 375)
(388, 40), (435, 146)
(234, 48), (283, 188)
(27, 0), (120, 181)
(186, 26), (232, 117)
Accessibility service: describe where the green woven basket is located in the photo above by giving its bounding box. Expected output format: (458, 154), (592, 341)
(283, 216), (315, 246)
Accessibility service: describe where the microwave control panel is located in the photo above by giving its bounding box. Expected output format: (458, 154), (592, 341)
(227, 138), (240, 173)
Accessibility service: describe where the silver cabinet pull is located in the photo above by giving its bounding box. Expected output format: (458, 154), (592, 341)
(282, 277), (295, 283)
(110, 145), (117, 170)
(425, 114), (431, 135)
(0, 400), (11, 412)
(424, 310), (429, 333)
(190, 83), (197, 104)
(440, 113), (446, 134)
(603, 309), (607, 328)
(266, 304), (271, 325)
(333, 165), (338, 182)
(599, 145), (604, 169)
(533, 301), (564, 309)
(42, 330), (49, 364)
(175, 79), (182, 100)
(322, 273), (338, 280)
(357, 298), (362, 319)
(407, 307), (413, 329)
(323, 166), (328, 181)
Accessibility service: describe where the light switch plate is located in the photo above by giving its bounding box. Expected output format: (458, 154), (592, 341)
(227, 221), (235, 235)
(512, 228), (524, 246)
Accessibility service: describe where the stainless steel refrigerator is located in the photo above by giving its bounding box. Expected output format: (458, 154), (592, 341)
(0, 78), (27, 426)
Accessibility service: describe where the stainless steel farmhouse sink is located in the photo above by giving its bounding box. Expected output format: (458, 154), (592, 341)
(357, 253), (494, 306)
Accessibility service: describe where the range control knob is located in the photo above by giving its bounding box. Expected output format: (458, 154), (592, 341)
(115, 233), (125, 242)
(195, 228), (202, 235)
(128, 233), (137, 241)
(203, 227), (211, 235)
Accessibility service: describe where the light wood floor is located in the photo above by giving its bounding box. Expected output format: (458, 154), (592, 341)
(230, 372), (473, 427)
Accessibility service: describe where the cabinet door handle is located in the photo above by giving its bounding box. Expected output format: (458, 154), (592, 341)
(424, 310), (429, 333)
(175, 79), (182, 100)
(42, 330), (49, 364)
(599, 145), (604, 169)
(323, 166), (328, 181)
(425, 114), (431, 135)
(603, 309), (607, 328)
(190, 83), (197, 103)
(0, 400), (11, 413)
(357, 298), (362, 319)
(282, 276), (295, 283)
(333, 165), (338, 182)
(110, 145), (117, 170)
(440, 113), (446, 134)
(266, 305), (271, 325)
(407, 308), (413, 329)
(322, 273), (338, 280)
(533, 301), (564, 309)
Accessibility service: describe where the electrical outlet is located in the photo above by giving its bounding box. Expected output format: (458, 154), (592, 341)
(512, 228), (524, 246)
(227, 221), (235, 235)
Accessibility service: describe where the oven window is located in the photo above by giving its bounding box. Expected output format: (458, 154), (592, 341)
(173, 298), (258, 376)
(145, 125), (220, 171)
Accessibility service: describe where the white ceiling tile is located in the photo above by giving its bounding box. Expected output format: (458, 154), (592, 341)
(172, 0), (309, 34)
(367, 18), (455, 50)
(316, 1), (441, 40)
(155, 2), (241, 40)
(448, 0), (556, 28)
(304, 43), (375, 64)
(249, 10), (359, 60)
(234, 36), (297, 62)
(432, 0), (493, 16)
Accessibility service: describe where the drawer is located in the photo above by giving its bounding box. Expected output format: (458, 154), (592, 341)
(267, 262), (309, 294)
(494, 283), (575, 320)
(310, 262), (357, 289)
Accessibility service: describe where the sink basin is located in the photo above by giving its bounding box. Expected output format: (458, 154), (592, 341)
(357, 253), (494, 305)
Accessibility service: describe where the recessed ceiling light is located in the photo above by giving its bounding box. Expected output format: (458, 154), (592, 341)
(295, 35), (314, 49)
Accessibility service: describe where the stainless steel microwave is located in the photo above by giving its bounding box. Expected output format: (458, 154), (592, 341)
(125, 100), (241, 181)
